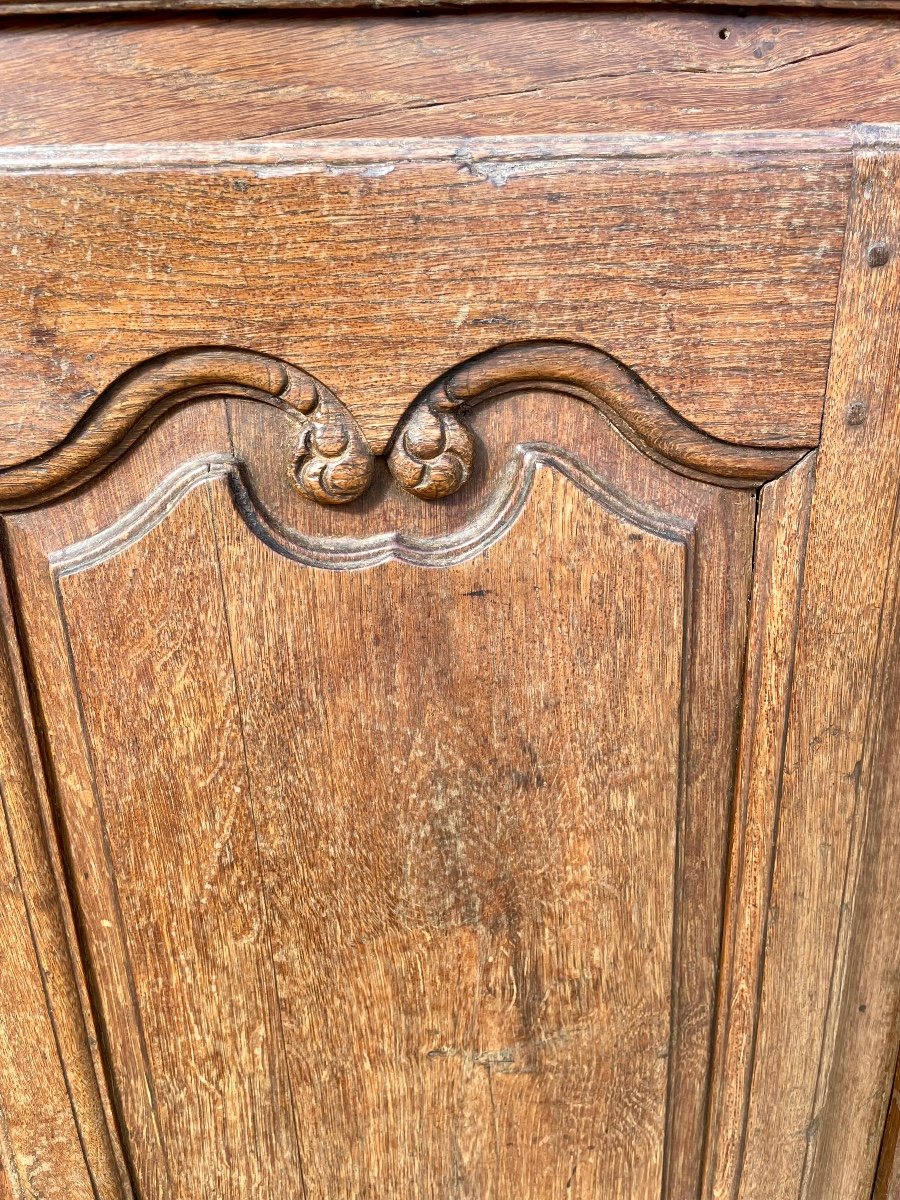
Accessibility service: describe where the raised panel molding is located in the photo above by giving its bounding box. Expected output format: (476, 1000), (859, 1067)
(386, 341), (807, 497)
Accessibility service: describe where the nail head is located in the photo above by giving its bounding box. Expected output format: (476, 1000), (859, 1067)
(867, 242), (891, 268)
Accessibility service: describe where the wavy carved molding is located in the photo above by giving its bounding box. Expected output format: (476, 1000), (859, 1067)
(0, 349), (375, 509)
(389, 341), (809, 495)
(0, 340), (811, 510)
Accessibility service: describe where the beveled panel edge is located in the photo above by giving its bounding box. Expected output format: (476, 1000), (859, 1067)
(21, 427), (704, 1196)
(49, 445), (694, 575)
(0, 340), (810, 514)
(700, 452), (817, 1198)
(0, 561), (133, 1197)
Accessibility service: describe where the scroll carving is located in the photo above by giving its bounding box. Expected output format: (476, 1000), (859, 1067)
(0, 340), (811, 511)
(387, 341), (808, 495)
(284, 374), (373, 505)
(0, 348), (373, 510)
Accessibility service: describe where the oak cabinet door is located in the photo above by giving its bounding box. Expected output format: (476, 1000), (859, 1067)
(0, 139), (897, 1200)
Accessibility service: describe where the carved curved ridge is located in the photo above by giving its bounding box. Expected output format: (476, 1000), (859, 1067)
(0, 340), (809, 511)
(387, 340), (808, 495)
(0, 348), (374, 509)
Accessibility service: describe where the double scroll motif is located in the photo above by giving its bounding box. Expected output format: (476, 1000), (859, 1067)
(0, 340), (810, 511)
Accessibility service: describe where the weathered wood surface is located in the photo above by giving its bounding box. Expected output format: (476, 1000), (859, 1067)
(0, 8), (898, 1195)
(0, 698), (98, 1200)
(0, 137), (847, 471)
(0, 340), (808, 513)
(736, 149), (900, 1200)
(0, 348), (376, 510)
(701, 453), (817, 1198)
(0, 566), (127, 1198)
(0, 150), (896, 1191)
(2, 11), (900, 141)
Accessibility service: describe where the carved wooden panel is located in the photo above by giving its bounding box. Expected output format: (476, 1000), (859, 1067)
(0, 340), (819, 1199)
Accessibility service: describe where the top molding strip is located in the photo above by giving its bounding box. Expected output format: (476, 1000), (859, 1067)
(2, 0), (900, 13)
(0, 129), (868, 175)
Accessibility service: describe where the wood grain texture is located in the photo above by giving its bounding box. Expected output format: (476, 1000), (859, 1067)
(4, 402), (306, 1200)
(874, 1052), (900, 1200)
(3, 381), (757, 1197)
(737, 150), (900, 1200)
(2, 11), (900, 143)
(700, 453), (816, 1198)
(1, 10), (899, 1193)
(387, 340), (807, 497)
(0, 732), (96, 1200)
(0, 347), (374, 509)
(0, 137), (847, 469)
(3, 1), (900, 19)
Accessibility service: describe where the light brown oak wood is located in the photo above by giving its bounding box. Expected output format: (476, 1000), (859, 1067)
(0, 341), (806, 513)
(0, 556), (126, 1199)
(736, 148), (900, 1200)
(0, 10), (898, 1197)
(701, 453), (817, 1198)
(4, 0), (900, 15)
(878, 1051), (900, 1200)
(0, 134), (848, 470)
(875, 1052), (900, 1200)
(0, 184), (895, 1195)
(3, 366), (762, 1199)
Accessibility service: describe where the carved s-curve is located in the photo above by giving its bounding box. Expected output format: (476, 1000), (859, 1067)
(0, 348), (374, 510)
(0, 340), (811, 511)
(387, 341), (807, 494)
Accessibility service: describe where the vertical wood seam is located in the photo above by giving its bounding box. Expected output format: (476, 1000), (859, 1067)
(0, 774), (101, 1200)
(699, 454), (817, 1200)
(738, 147), (900, 1199)
(729, 466), (816, 1200)
(872, 1039), (900, 1200)
(700, 483), (767, 1199)
(0, 958), (25, 1200)
(0, 546), (128, 1200)
(798, 478), (900, 1199)
(816, 135), (860, 448)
